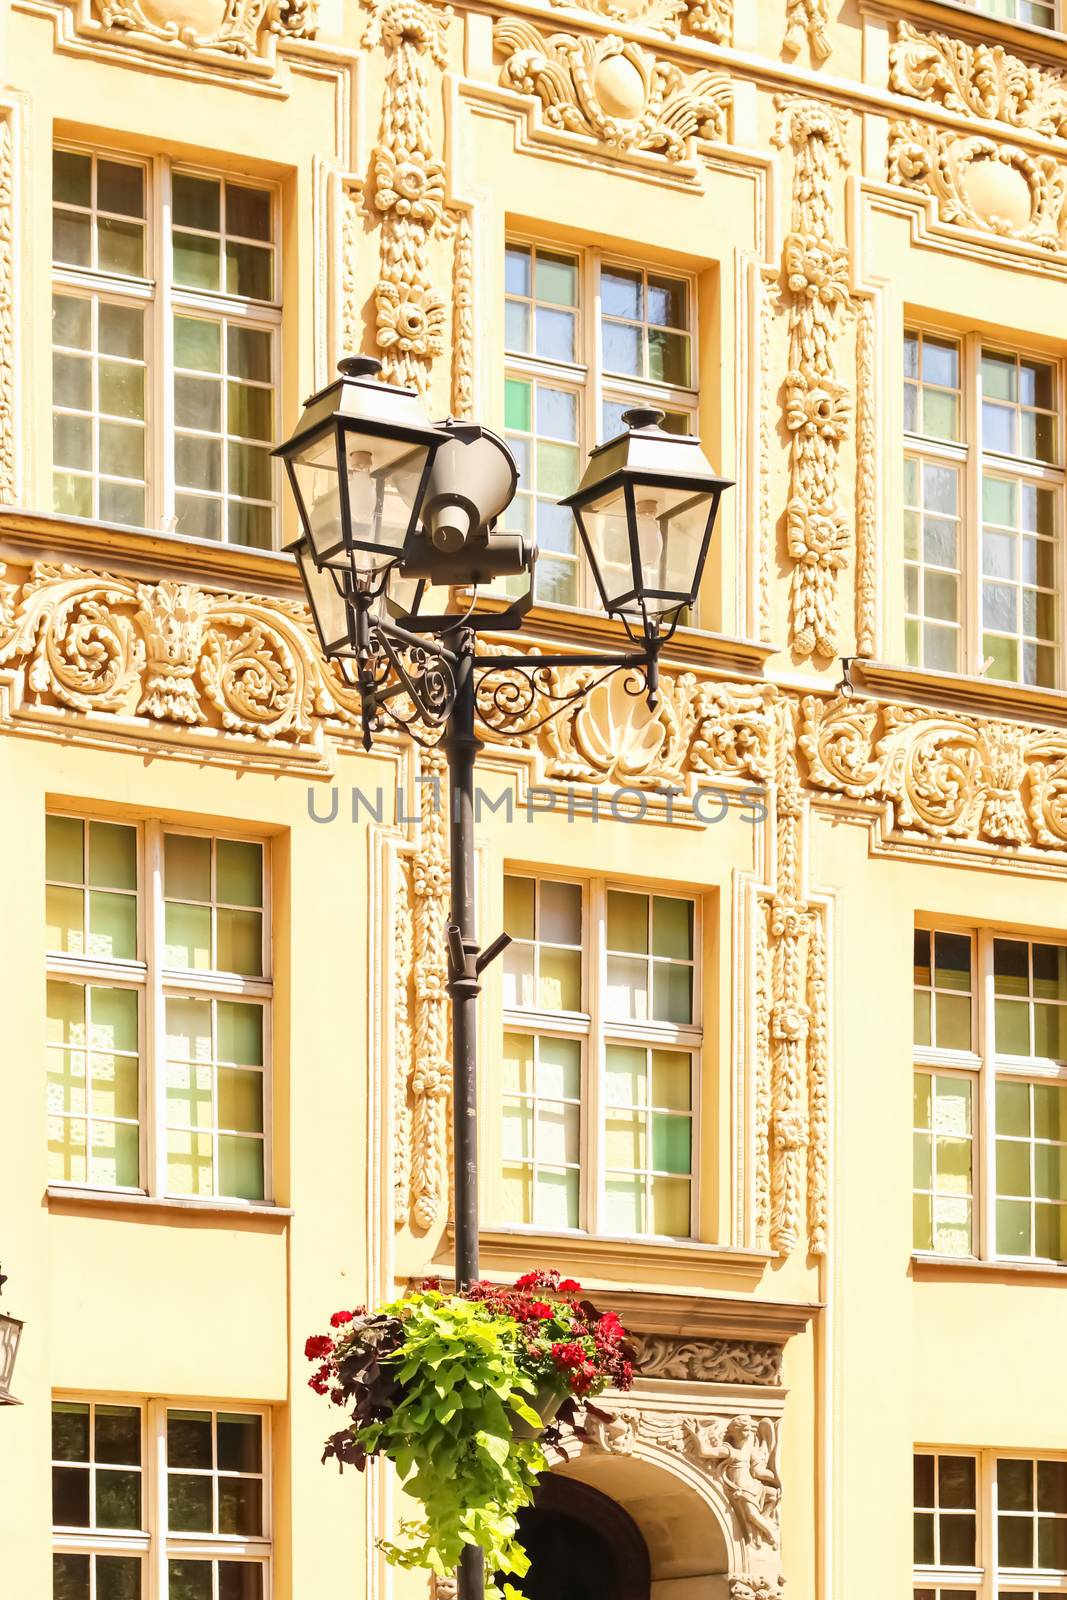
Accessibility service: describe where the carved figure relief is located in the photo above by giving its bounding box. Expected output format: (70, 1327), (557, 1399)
(773, 98), (852, 663)
(887, 120), (1067, 251)
(579, 1405), (783, 1559)
(783, 0), (830, 65)
(88, 0), (316, 60)
(890, 21), (1067, 136)
(494, 19), (731, 159)
(363, 0), (450, 397)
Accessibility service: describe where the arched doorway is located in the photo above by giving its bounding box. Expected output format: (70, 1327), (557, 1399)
(506, 1476), (651, 1600)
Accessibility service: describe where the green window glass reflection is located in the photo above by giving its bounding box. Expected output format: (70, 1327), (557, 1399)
(163, 834), (264, 977)
(164, 996), (266, 1201)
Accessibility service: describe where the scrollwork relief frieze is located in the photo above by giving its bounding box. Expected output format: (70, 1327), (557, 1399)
(493, 18), (731, 161)
(630, 1335), (784, 1385)
(545, 0), (730, 43)
(800, 696), (1067, 855)
(85, 0), (316, 65)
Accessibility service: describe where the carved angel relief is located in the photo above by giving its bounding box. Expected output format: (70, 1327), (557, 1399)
(88, 0), (316, 63)
(494, 18), (732, 160)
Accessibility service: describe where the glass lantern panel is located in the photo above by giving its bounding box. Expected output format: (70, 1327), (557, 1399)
(290, 429), (343, 564)
(344, 432), (432, 566)
(632, 482), (714, 611)
(576, 484), (634, 610)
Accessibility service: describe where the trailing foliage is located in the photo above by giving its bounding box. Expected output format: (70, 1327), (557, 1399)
(304, 1271), (636, 1594)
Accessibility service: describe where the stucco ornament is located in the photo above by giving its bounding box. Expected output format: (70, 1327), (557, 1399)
(684, 0), (730, 41)
(887, 120), (1067, 251)
(0, 114), (15, 505)
(783, 0), (830, 65)
(545, 0), (730, 43)
(801, 697), (1067, 856)
(632, 1335), (784, 1385)
(890, 21), (1067, 137)
(362, 0), (451, 396)
(91, 0), (316, 58)
(0, 562), (355, 741)
(494, 19), (731, 157)
(773, 98), (852, 662)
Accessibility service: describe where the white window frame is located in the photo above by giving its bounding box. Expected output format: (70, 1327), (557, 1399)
(499, 872), (703, 1240)
(52, 140), (283, 547)
(903, 327), (1065, 688)
(504, 234), (701, 614)
(914, 1448), (1067, 1600)
(46, 814), (274, 1205)
(52, 1396), (273, 1600)
(962, 0), (1058, 33)
(913, 923), (1067, 1266)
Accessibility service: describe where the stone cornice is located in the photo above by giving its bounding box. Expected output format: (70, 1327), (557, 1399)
(846, 658), (1067, 731)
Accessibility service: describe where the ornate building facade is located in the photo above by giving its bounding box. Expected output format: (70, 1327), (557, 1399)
(2, 0), (1067, 1596)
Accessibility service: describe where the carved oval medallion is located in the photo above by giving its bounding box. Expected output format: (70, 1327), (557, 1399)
(135, 0), (230, 43)
(962, 156), (1033, 233)
(594, 53), (647, 120)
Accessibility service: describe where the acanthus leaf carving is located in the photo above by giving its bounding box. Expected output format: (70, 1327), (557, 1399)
(890, 20), (1067, 137)
(494, 19), (731, 160)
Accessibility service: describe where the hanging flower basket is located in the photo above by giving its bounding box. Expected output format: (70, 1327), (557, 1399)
(305, 1270), (636, 1596)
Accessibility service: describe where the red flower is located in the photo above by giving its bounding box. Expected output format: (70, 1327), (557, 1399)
(530, 1301), (554, 1320)
(305, 1334), (333, 1361)
(329, 1310), (357, 1328)
(308, 1376), (329, 1395)
(559, 1278), (581, 1293)
(514, 1272), (541, 1291)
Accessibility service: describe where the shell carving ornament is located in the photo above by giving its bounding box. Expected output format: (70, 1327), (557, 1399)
(494, 18), (732, 157)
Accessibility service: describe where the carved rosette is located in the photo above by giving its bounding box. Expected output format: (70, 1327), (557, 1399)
(362, 0), (450, 398)
(494, 19), (732, 160)
(773, 99), (851, 663)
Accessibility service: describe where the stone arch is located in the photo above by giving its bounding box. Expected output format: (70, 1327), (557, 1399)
(546, 1444), (740, 1598)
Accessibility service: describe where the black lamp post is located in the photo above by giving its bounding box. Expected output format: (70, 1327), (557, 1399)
(276, 359), (731, 1600)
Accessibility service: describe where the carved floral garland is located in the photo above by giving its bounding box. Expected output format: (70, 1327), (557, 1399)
(773, 98), (852, 663)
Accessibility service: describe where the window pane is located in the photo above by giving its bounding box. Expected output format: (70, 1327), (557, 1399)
(227, 182), (271, 241)
(54, 149), (91, 207)
(940, 1455), (976, 1507)
(95, 1405), (140, 1465)
(652, 897), (693, 960)
(503, 876), (534, 940)
(96, 1556), (142, 1600)
(607, 890), (648, 954)
(95, 1467), (140, 1528)
(169, 1561), (213, 1600)
(218, 1135), (265, 1201)
(218, 1564), (263, 1600)
(174, 232), (221, 290)
(53, 1553), (90, 1600)
(53, 1401), (90, 1461)
(218, 1475), (262, 1535)
(534, 249), (578, 307)
(168, 1410), (213, 1468)
(53, 1463), (91, 1525)
(217, 1413), (262, 1473)
(216, 840), (263, 908)
(939, 1513), (976, 1566)
(173, 173), (221, 231)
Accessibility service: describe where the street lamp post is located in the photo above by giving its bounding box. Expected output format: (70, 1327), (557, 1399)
(275, 356), (731, 1600)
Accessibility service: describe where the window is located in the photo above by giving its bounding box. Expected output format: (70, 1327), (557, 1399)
(498, 873), (700, 1239)
(914, 1450), (1067, 1600)
(45, 814), (272, 1202)
(964, 0), (1055, 28)
(913, 927), (1067, 1263)
(903, 329), (1063, 688)
(52, 145), (279, 547)
(504, 239), (698, 609)
(52, 1399), (270, 1598)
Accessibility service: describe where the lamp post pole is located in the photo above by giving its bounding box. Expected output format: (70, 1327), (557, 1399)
(275, 358), (732, 1600)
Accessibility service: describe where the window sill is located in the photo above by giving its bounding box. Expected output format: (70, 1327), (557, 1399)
(912, 1251), (1067, 1282)
(0, 505), (300, 595)
(46, 1185), (292, 1222)
(449, 1225), (776, 1287)
(846, 658), (1067, 731)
